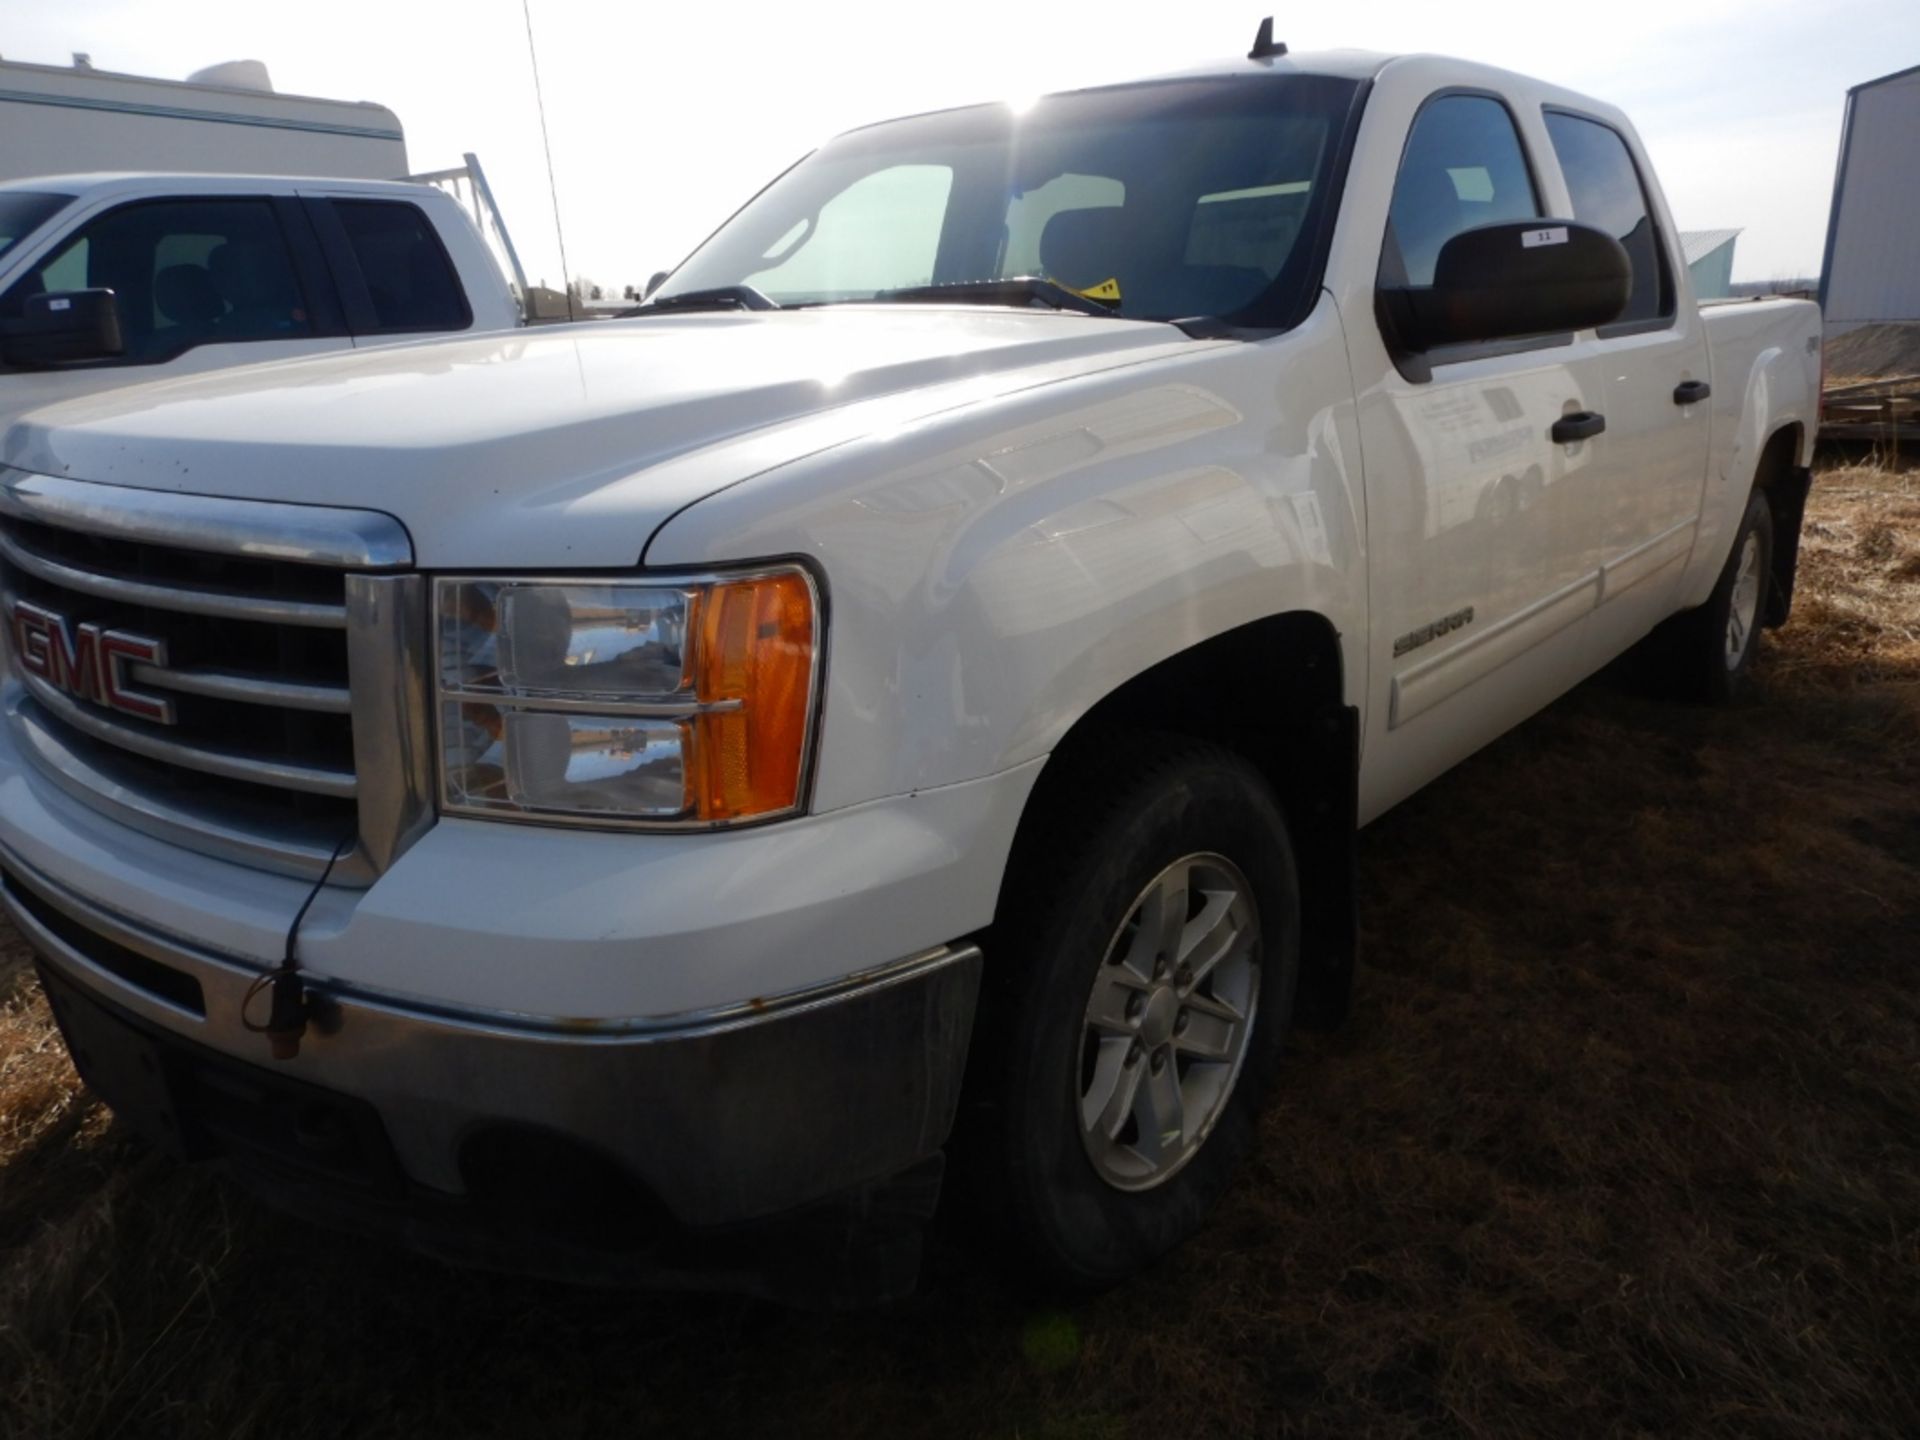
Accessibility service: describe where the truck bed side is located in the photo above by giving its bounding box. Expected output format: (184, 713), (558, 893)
(1683, 297), (1822, 608)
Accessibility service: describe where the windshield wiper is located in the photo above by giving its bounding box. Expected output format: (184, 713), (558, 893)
(623, 284), (781, 316)
(859, 277), (1122, 318)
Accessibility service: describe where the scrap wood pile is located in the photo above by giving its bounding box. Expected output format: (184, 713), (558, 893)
(1823, 322), (1920, 442)
(1821, 373), (1920, 443)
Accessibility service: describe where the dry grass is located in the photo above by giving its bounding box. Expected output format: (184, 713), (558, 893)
(1, 458), (1917, 1439)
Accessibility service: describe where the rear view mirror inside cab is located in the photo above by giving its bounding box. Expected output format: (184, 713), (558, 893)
(1377, 219), (1630, 357)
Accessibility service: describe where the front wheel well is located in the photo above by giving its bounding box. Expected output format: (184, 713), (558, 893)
(993, 613), (1359, 1031)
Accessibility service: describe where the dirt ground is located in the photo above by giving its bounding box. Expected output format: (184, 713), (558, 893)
(2, 457), (1916, 1440)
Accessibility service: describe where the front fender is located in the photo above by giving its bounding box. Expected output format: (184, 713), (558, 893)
(645, 300), (1368, 815)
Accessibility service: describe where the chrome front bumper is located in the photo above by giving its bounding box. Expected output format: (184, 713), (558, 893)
(3, 842), (982, 1238)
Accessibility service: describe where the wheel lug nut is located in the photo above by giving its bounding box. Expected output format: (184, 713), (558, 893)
(1150, 1051), (1167, 1074)
(1174, 1012), (1190, 1036)
(1126, 994), (1145, 1022)
(1127, 1041), (1144, 1065)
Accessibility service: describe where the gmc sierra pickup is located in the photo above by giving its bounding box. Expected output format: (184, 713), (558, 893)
(0, 40), (1819, 1303)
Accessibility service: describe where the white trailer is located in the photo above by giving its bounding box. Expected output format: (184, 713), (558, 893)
(0, 55), (407, 183)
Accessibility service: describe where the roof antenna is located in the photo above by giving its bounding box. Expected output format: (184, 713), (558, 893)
(521, 0), (577, 322)
(1248, 17), (1287, 60)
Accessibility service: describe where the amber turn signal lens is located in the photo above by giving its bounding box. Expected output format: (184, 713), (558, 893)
(688, 570), (817, 821)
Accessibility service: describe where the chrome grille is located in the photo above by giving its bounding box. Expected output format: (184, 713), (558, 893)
(0, 469), (430, 883)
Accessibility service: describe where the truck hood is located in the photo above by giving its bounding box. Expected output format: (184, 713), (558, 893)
(1, 309), (1202, 568)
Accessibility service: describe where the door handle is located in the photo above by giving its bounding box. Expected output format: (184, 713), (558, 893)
(1550, 411), (1606, 443)
(1673, 379), (1712, 406)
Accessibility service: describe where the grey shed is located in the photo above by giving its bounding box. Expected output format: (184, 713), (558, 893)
(1820, 62), (1920, 337)
(1679, 229), (1741, 301)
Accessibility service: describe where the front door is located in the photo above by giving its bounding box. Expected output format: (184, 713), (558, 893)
(1349, 91), (1614, 818)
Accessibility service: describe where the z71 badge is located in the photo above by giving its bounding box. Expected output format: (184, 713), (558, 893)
(1393, 606), (1475, 658)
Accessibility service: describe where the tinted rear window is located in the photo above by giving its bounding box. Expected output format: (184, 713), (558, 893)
(1544, 112), (1672, 326)
(333, 200), (469, 333)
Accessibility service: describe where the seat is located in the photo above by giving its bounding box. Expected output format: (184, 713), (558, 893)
(1386, 166), (1470, 286)
(1038, 206), (1128, 296)
(152, 265), (225, 331)
(208, 243), (303, 335)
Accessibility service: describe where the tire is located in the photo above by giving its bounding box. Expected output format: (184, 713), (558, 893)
(975, 735), (1300, 1288)
(1646, 488), (1775, 703)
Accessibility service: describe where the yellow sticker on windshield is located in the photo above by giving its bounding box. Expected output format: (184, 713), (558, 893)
(1069, 277), (1122, 304)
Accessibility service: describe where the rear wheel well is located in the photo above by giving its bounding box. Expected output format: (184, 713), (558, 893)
(993, 613), (1358, 1031)
(1752, 423), (1811, 628)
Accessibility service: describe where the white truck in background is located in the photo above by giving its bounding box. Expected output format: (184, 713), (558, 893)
(0, 173), (522, 434)
(0, 37), (1820, 1304)
(0, 54), (529, 430)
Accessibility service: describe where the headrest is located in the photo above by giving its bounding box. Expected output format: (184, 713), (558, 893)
(153, 265), (225, 327)
(1039, 205), (1124, 288)
(208, 242), (280, 307)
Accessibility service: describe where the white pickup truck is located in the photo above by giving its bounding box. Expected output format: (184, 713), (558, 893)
(0, 172), (521, 435)
(0, 41), (1818, 1302)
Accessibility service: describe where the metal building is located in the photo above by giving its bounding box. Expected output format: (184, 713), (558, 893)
(1820, 62), (1920, 337)
(1679, 229), (1741, 301)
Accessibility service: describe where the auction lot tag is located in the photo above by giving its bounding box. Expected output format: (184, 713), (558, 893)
(1521, 227), (1570, 248)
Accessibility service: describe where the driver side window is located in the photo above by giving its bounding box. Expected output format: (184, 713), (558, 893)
(0, 198), (311, 364)
(1384, 95), (1542, 287)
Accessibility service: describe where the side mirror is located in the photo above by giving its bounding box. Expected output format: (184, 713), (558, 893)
(644, 270), (669, 299)
(1379, 220), (1630, 353)
(1, 289), (126, 368)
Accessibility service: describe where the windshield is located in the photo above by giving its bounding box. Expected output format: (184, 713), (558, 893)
(657, 75), (1362, 328)
(0, 191), (73, 265)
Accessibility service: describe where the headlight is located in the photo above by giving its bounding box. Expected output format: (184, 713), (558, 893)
(434, 566), (820, 827)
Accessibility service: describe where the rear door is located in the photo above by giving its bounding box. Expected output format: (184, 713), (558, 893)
(1351, 90), (1613, 813)
(1541, 109), (1711, 659)
(0, 195), (353, 428)
(302, 196), (475, 343)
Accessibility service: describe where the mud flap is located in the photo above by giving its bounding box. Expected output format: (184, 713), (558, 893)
(1764, 465), (1814, 628)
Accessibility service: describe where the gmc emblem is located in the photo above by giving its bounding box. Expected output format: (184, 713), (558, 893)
(5, 598), (176, 725)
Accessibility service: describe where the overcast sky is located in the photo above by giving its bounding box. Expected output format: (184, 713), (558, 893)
(5, 0), (1915, 289)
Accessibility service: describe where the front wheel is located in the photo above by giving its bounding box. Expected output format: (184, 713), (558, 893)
(979, 738), (1299, 1287)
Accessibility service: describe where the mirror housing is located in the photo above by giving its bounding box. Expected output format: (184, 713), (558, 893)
(1379, 220), (1630, 353)
(1, 289), (126, 368)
